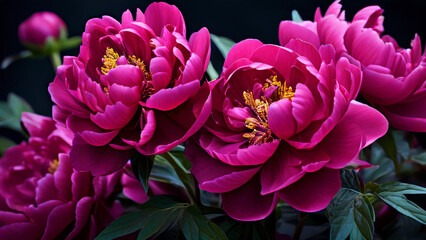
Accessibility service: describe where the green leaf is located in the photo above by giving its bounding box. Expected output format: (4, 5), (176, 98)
(377, 130), (400, 172)
(95, 209), (153, 240)
(137, 206), (184, 240)
(206, 62), (219, 80)
(327, 188), (375, 240)
(361, 143), (395, 183)
(1, 50), (33, 69)
(341, 169), (363, 192)
(412, 152), (426, 166)
(130, 152), (154, 193)
(181, 206), (228, 240)
(0, 137), (15, 157)
(377, 181), (426, 224)
(151, 155), (184, 188)
(291, 10), (303, 22)
(211, 34), (236, 59)
(0, 93), (33, 133)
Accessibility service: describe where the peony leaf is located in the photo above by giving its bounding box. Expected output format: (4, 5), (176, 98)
(412, 152), (426, 166)
(94, 209), (154, 240)
(181, 206), (228, 240)
(0, 93), (33, 133)
(377, 181), (426, 224)
(206, 62), (219, 80)
(361, 143), (395, 183)
(130, 151), (154, 193)
(376, 130), (399, 172)
(0, 137), (15, 157)
(211, 34), (236, 59)
(327, 188), (375, 240)
(151, 155), (184, 188)
(291, 10), (303, 23)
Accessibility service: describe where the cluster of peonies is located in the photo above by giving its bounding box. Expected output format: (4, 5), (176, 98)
(2, 1), (425, 238)
(0, 113), (126, 239)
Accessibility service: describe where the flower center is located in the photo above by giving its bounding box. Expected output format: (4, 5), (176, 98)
(48, 159), (59, 174)
(242, 75), (295, 145)
(101, 47), (154, 100)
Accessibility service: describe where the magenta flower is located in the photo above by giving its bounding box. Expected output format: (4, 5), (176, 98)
(18, 11), (66, 46)
(279, 1), (426, 132)
(344, 23), (426, 132)
(48, 2), (212, 176)
(185, 39), (388, 221)
(0, 113), (125, 239)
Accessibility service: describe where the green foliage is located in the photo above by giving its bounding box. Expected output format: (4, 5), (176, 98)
(206, 62), (219, 80)
(412, 152), (426, 166)
(96, 197), (227, 240)
(130, 152), (154, 193)
(0, 93), (33, 133)
(376, 182), (426, 225)
(327, 170), (375, 240)
(211, 34), (236, 59)
(0, 137), (15, 157)
(291, 10), (303, 22)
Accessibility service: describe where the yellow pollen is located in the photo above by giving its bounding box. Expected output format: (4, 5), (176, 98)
(242, 75), (295, 145)
(243, 91), (269, 124)
(48, 159), (59, 174)
(263, 75), (295, 101)
(101, 47), (119, 75)
(128, 55), (152, 81)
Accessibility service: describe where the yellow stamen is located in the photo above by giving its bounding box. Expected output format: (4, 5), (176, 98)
(101, 47), (119, 75)
(48, 159), (59, 174)
(263, 75), (295, 101)
(128, 55), (152, 81)
(243, 91), (269, 124)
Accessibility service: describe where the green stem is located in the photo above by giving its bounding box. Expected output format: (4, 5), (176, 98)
(292, 212), (307, 240)
(162, 152), (196, 205)
(50, 51), (62, 71)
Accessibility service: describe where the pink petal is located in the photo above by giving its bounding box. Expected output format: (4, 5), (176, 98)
(342, 101), (388, 147)
(144, 80), (200, 111)
(189, 27), (211, 72)
(54, 153), (73, 201)
(279, 21), (320, 49)
(279, 168), (340, 212)
(186, 140), (261, 193)
(0, 222), (43, 240)
(285, 39), (322, 69)
(41, 202), (75, 240)
(268, 99), (296, 139)
(70, 134), (130, 176)
(144, 2), (186, 36)
(222, 176), (279, 221)
(121, 174), (149, 203)
(21, 112), (56, 139)
(65, 197), (94, 240)
(90, 102), (138, 130)
(224, 39), (263, 70)
(66, 115), (119, 146)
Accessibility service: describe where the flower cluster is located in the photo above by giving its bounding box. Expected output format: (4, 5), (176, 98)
(0, 113), (124, 239)
(48, 2), (212, 176)
(1, 0), (426, 239)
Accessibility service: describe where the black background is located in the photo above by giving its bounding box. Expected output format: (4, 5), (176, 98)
(1, 0), (425, 117)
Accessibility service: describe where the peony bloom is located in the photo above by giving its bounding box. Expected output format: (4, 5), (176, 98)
(0, 113), (125, 239)
(279, 0), (426, 132)
(18, 11), (67, 46)
(185, 39), (388, 221)
(344, 23), (426, 132)
(48, 2), (212, 176)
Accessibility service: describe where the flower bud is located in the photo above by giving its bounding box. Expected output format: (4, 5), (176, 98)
(18, 11), (66, 46)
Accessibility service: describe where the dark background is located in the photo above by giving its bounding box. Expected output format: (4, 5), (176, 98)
(1, 0), (425, 117)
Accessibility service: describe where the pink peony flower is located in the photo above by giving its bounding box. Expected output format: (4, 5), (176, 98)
(18, 11), (67, 46)
(0, 113), (126, 239)
(48, 2), (212, 176)
(185, 39), (388, 221)
(344, 23), (426, 132)
(279, 1), (426, 132)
